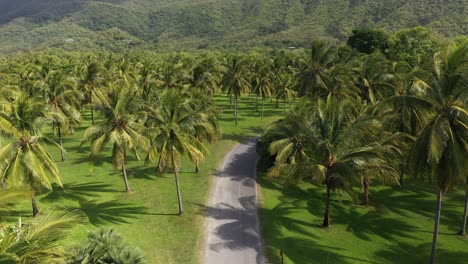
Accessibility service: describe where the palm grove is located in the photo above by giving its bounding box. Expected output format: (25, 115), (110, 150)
(0, 27), (466, 263)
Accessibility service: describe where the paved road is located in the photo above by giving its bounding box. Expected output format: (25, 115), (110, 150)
(204, 138), (266, 264)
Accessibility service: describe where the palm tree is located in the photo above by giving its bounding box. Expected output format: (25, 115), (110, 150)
(145, 90), (208, 214)
(0, 209), (82, 263)
(274, 73), (297, 114)
(67, 229), (144, 264)
(187, 55), (221, 96)
(250, 59), (274, 119)
(0, 95), (62, 216)
(44, 70), (82, 161)
(78, 62), (103, 126)
(409, 43), (467, 264)
(353, 52), (393, 104)
(220, 56), (251, 125)
(295, 40), (336, 98)
(382, 61), (432, 186)
(82, 83), (148, 193)
(266, 96), (399, 227)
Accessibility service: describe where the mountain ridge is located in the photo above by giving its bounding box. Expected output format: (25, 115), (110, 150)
(0, 0), (465, 53)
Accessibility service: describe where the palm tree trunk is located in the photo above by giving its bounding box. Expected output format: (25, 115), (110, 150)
(32, 192), (40, 217)
(174, 169), (184, 215)
(235, 95), (239, 125)
(430, 189), (442, 264)
(90, 105), (95, 126)
(363, 176), (370, 207)
(229, 94), (233, 109)
(122, 162), (132, 193)
(261, 97), (264, 120)
(322, 183), (331, 228)
(256, 94), (259, 112)
(195, 163), (199, 173)
(399, 165), (404, 188)
(275, 97), (279, 108)
(284, 97), (286, 114)
(58, 126), (65, 162)
(458, 191), (468, 236)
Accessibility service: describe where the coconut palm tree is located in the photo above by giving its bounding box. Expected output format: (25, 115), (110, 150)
(220, 56), (251, 125)
(78, 62), (104, 126)
(145, 90), (208, 214)
(187, 55), (221, 96)
(250, 58), (274, 119)
(353, 52), (393, 104)
(44, 70), (82, 161)
(67, 229), (144, 264)
(409, 43), (467, 264)
(0, 95), (62, 216)
(82, 83), (148, 193)
(295, 40), (336, 98)
(0, 209), (82, 263)
(266, 96), (400, 227)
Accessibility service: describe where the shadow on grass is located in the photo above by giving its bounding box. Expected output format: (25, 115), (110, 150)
(41, 182), (117, 202)
(75, 199), (148, 226)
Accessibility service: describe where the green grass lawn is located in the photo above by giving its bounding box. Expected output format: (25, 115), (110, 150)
(259, 175), (468, 264)
(5, 93), (284, 263)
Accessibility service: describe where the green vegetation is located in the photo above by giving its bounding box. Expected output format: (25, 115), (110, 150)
(259, 180), (467, 263)
(0, 0), (466, 53)
(0, 30), (466, 264)
(257, 40), (467, 263)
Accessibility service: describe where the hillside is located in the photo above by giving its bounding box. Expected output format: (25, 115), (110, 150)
(0, 0), (466, 53)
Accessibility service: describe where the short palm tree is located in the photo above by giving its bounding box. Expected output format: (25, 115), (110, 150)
(67, 229), (144, 264)
(145, 90), (208, 214)
(0, 209), (82, 263)
(82, 83), (148, 193)
(409, 43), (467, 264)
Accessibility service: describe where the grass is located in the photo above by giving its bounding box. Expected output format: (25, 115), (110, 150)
(258, 175), (468, 264)
(5, 93), (284, 264)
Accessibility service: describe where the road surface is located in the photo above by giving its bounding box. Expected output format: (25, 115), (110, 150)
(204, 138), (266, 264)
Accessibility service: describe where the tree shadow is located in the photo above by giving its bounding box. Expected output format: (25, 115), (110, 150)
(41, 182), (117, 202)
(215, 138), (257, 187)
(203, 195), (266, 263)
(74, 199), (149, 226)
(340, 208), (419, 242)
(128, 165), (158, 180)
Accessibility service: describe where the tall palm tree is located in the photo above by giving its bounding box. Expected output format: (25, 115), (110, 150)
(44, 70), (82, 161)
(250, 58), (274, 119)
(409, 43), (467, 264)
(0, 95), (62, 216)
(187, 55), (221, 96)
(220, 56), (251, 125)
(78, 62), (103, 126)
(274, 73), (297, 114)
(353, 52), (393, 104)
(82, 83), (148, 193)
(295, 40), (336, 97)
(145, 90), (208, 214)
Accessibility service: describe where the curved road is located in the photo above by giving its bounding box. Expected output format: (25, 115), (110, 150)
(204, 138), (266, 264)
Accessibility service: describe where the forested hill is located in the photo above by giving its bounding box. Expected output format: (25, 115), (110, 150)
(0, 0), (465, 53)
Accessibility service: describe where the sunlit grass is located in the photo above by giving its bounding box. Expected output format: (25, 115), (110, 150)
(259, 175), (468, 263)
(9, 93), (284, 263)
